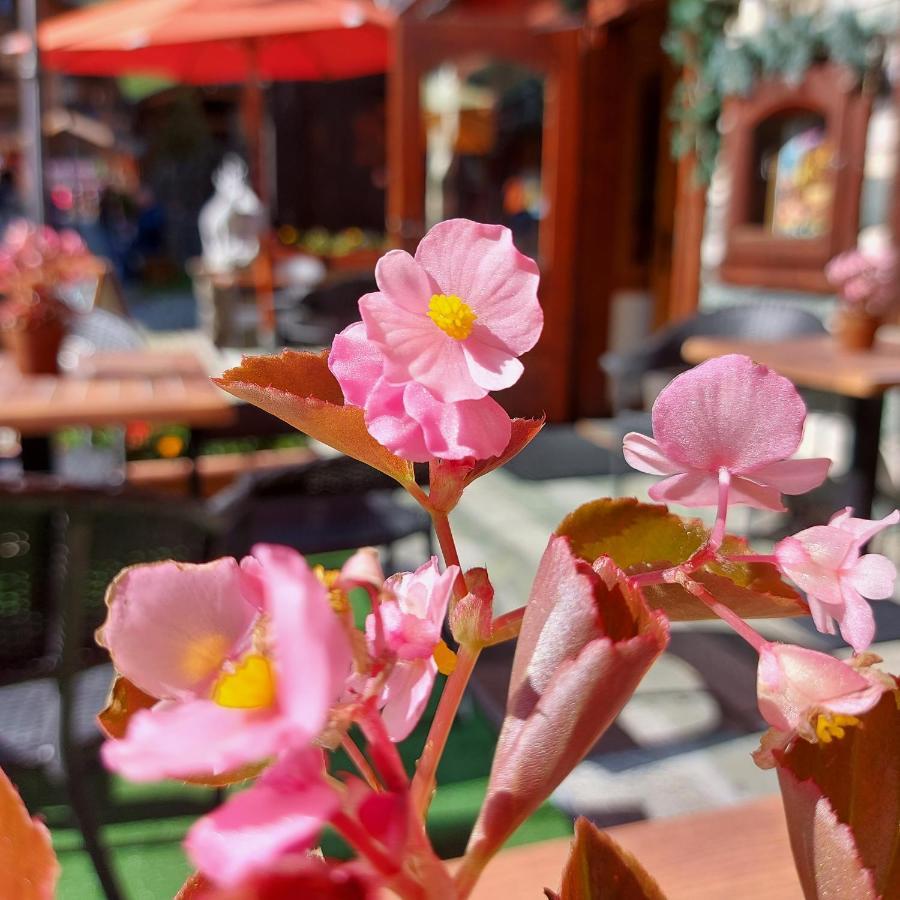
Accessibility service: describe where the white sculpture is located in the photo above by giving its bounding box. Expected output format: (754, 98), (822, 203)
(198, 155), (265, 273)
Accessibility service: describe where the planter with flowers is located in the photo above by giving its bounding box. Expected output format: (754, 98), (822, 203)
(0, 220), (100, 374)
(825, 245), (898, 351)
(3, 219), (898, 899)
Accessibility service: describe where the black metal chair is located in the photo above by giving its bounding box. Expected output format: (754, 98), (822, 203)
(212, 454), (433, 570)
(0, 477), (222, 900)
(276, 275), (376, 347)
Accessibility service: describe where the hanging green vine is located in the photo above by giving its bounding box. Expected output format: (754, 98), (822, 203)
(663, 4), (886, 185)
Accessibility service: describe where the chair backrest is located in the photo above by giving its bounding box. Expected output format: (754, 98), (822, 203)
(0, 477), (217, 682)
(278, 276), (377, 346)
(67, 309), (145, 353)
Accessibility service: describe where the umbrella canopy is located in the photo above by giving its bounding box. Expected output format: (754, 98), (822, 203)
(38, 0), (393, 84)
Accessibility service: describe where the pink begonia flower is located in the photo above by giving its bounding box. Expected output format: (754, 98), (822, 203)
(99, 545), (352, 782)
(356, 218), (543, 404)
(185, 747), (340, 887)
(351, 557), (457, 741)
(330, 321), (511, 462)
(623, 354), (830, 510)
(775, 508), (899, 652)
(754, 642), (890, 767)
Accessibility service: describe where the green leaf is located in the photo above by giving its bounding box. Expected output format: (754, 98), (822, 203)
(556, 498), (806, 621)
(556, 817), (666, 900)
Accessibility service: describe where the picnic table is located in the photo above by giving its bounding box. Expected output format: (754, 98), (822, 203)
(0, 349), (237, 470)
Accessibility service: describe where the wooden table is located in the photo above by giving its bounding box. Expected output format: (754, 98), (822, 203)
(0, 350), (237, 470)
(468, 795), (801, 899)
(682, 334), (900, 518)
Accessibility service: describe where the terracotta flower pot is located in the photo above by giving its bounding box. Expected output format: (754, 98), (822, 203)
(834, 308), (880, 352)
(2, 315), (67, 374)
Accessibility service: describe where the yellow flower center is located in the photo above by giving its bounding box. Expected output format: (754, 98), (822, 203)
(815, 713), (860, 743)
(313, 565), (350, 615)
(212, 654), (277, 710)
(433, 639), (457, 675)
(427, 294), (476, 341)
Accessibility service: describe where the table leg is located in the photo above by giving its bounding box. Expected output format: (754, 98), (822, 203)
(20, 435), (52, 472)
(847, 394), (883, 520)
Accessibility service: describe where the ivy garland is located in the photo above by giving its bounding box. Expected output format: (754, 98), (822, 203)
(663, 4), (886, 185)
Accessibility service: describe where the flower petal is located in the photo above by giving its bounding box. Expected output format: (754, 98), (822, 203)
(621, 433), (682, 477)
(328, 320), (385, 409)
(837, 587), (877, 653)
(98, 559), (257, 701)
(102, 699), (285, 781)
(750, 457), (830, 495)
(375, 249), (439, 315)
(461, 332), (525, 393)
(648, 471), (720, 507)
(248, 545), (352, 737)
(848, 554), (897, 600)
(185, 748), (338, 888)
(830, 508), (900, 549)
(379, 658), (437, 742)
(365, 377), (432, 462)
(414, 219), (542, 356)
(651, 354), (807, 474)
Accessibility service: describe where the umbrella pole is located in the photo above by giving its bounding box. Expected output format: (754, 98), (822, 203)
(242, 42), (276, 345)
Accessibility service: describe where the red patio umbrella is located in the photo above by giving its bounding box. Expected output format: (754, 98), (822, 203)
(38, 0), (394, 336)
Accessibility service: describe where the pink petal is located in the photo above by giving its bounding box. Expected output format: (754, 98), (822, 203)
(360, 294), (483, 402)
(461, 333), (525, 394)
(379, 658), (437, 741)
(413, 219), (542, 356)
(248, 545), (352, 737)
(337, 548), (384, 593)
(830, 508), (900, 550)
(848, 554), (896, 600)
(403, 382), (511, 460)
(621, 433), (682, 477)
(651, 354), (807, 474)
(750, 457), (830, 495)
(374, 249), (439, 315)
(807, 596), (838, 636)
(648, 471), (720, 506)
(102, 700), (284, 781)
(365, 380), (433, 463)
(837, 587), (876, 653)
(729, 475), (788, 511)
(185, 749), (339, 888)
(328, 320), (385, 408)
(775, 536), (846, 607)
(386, 557), (456, 629)
(98, 559), (257, 701)
(757, 643), (886, 734)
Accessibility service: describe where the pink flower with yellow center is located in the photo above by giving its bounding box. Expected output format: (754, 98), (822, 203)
(775, 508), (899, 652)
(99, 545), (352, 782)
(356, 218), (543, 404)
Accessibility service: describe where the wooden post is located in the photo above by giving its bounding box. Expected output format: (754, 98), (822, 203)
(667, 151), (706, 321)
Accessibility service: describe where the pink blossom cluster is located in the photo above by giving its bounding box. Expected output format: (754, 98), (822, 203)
(328, 218), (543, 462)
(0, 219), (96, 297)
(825, 246), (898, 317)
(64, 218), (900, 897)
(100, 545), (456, 891)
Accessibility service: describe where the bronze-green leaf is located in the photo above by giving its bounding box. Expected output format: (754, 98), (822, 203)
(557, 817), (666, 900)
(215, 350), (415, 485)
(557, 498), (806, 621)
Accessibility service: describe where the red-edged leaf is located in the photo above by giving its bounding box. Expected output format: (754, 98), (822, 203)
(775, 686), (900, 898)
(0, 766), (59, 899)
(215, 351), (415, 485)
(557, 498), (805, 620)
(557, 817), (666, 900)
(428, 416), (544, 512)
(462, 537), (669, 879)
(777, 770), (878, 899)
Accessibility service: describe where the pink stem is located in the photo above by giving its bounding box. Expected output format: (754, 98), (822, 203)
(487, 606), (525, 645)
(432, 511), (469, 600)
(726, 553), (778, 566)
(628, 569), (667, 588)
(358, 705), (409, 793)
(410, 643), (480, 818)
(676, 573), (766, 652)
(709, 467), (731, 551)
(341, 734), (381, 792)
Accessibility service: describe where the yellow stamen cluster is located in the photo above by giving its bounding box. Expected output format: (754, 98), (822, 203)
(213, 653), (277, 710)
(427, 294), (476, 341)
(815, 713), (860, 743)
(314, 565), (350, 615)
(433, 639), (457, 676)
